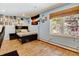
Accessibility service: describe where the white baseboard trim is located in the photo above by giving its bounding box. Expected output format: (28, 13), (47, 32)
(39, 39), (79, 53)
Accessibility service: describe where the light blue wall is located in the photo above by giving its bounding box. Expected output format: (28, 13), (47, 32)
(39, 3), (79, 40)
(39, 20), (50, 40)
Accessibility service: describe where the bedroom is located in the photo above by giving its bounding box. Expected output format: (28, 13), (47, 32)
(0, 3), (79, 56)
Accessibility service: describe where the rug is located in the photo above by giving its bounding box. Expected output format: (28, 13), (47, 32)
(0, 50), (19, 56)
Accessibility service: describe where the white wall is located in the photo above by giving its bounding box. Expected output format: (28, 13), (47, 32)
(4, 19), (30, 40)
(29, 25), (38, 32)
(3, 18), (39, 40)
(4, 25), (15, 40)
(22, 19), (30, 26)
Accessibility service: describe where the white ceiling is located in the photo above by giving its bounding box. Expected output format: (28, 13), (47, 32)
(0, 3), (64, 17)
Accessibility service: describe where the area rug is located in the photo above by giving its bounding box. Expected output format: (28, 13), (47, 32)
(0, 50), (19, 56)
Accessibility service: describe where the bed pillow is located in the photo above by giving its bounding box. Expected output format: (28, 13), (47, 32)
(20, 29), (28, 33)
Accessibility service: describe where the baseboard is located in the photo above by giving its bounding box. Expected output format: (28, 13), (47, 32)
(39, 39), (79, 53)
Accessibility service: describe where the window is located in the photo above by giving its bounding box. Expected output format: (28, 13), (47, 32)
(50, 17), (62, 34)
(50, 14), (79, 37)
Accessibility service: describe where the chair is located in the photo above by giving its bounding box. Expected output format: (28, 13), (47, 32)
(0, 26), (5, 48)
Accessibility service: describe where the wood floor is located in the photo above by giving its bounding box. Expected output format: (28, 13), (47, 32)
(0, 39), (79, 56)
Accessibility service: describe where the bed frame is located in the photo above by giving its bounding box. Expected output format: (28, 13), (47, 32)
(10, 26), (38, 44)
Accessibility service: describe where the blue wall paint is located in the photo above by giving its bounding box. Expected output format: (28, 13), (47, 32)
(39, 3), (79, 40)
(39, 20), (50, 40)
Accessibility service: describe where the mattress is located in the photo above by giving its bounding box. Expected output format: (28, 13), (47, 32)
(17, 32), (37, 37)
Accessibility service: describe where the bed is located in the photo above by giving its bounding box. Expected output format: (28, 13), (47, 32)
(15, 26), (38, 44)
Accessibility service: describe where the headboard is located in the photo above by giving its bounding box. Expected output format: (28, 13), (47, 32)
(15, 26), (28, 30)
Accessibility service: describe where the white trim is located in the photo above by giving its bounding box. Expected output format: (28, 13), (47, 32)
(39, 39), (79, 53)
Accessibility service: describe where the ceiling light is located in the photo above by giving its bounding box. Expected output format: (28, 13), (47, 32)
(0, 10), (5, 12)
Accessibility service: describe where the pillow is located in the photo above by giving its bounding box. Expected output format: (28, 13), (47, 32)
(20, 29), (28, 33)
(16, 29), (21, 33)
